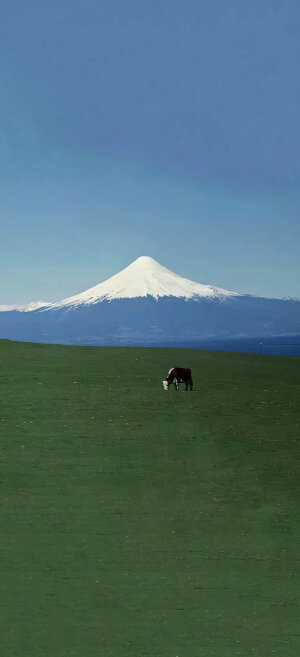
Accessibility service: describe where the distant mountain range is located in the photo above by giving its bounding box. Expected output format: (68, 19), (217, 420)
(0, 256), (299, 347)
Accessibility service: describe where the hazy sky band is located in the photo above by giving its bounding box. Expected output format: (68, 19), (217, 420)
(0, 1), (299, 302)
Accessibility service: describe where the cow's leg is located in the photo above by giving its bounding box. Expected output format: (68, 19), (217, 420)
(189, 378), (193, 391)
(174, 378), (179, 391)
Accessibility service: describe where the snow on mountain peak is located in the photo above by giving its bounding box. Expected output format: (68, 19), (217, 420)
(49, 256), (239, 309)
(0, 300), (51, 313)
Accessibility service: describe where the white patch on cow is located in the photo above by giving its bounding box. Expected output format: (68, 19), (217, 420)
(167, 368), (174, 377)
(162, 380), (169, 390)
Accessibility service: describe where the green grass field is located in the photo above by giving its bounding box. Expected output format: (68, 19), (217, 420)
(1, 340), (299, 657)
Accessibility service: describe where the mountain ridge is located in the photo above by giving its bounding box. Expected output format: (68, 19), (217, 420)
(0, 256), (299, 349)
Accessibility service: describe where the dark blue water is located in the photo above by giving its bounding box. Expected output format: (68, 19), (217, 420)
(49, 333), (300, 355)
(178, 335), (300, 356)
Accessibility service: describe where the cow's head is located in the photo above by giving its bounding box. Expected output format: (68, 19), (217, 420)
(162, 380), (169, 391)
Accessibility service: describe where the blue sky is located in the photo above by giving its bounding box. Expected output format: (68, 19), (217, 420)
(0, 0), (299, 302)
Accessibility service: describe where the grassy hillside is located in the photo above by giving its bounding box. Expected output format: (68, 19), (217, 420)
(0, 340), (299, 657)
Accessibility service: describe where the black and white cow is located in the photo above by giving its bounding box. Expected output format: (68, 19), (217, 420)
(162, 367), (193, 391)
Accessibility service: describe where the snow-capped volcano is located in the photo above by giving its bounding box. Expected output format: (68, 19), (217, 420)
(49, 256), (239, 309)
(1, 256), (299, 350)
